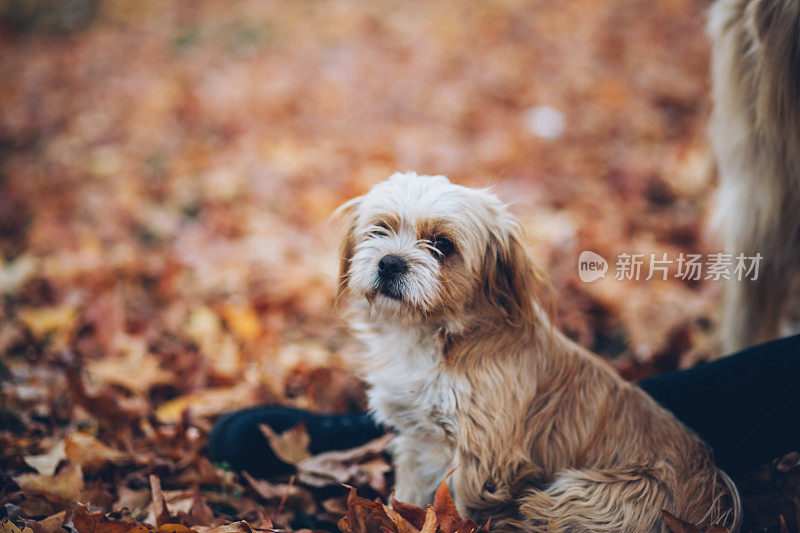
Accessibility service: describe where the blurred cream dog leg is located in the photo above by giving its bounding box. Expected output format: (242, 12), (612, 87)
(709, 0), (800, 351)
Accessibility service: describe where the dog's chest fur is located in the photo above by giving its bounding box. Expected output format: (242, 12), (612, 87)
(355, 323), (467, 446)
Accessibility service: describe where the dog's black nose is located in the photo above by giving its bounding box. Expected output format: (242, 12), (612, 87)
(378, 255), (408, 279)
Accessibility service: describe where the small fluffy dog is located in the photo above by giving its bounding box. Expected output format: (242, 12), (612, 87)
(709, 0), (800, 351)
(336, 173), (740, 532)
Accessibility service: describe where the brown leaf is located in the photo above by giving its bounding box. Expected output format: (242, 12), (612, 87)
(33, 511), (66, 533)
(241, 471), (311, 511)
(187, 492), (214, 526)
(14, 462), (83, 513)
(390, 498), (427, 530)
(432, 480), (461, 533)
(150, 475), (175, 528)
(338, 487), (396, 533)
(64, 432), (128, 473)
(86, 337), (174, 395)
(431, 479), (487, 533)
(67, 368), (149, 425)
(294, 434), (391, 489)
(258, 423), (311, 466)
(72, 507), (153, 533)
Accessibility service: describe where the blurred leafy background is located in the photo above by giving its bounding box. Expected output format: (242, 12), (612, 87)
(3, 1), (795, 532)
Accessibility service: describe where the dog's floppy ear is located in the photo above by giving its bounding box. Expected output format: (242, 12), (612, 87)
(482, 224), (546, 327)
(333, 196), (362, 299)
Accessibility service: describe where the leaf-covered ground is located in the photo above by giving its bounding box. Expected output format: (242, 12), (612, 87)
(1, 1), (798, 532)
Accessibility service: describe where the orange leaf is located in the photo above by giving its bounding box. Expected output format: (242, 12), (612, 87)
(433, 480), (461, 533)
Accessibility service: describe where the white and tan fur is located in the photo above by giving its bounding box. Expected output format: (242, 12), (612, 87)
(337, 172), (741, 532)
(709, 0), (800, 352)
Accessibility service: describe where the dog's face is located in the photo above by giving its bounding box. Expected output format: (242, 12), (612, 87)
(337, 172), (538, 329)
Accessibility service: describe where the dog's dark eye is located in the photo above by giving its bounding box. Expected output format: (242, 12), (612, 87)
(372, 222), (390, 237)
(432, 236), (454, 257)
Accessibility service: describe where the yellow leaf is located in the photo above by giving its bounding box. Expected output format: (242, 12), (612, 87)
(155, 385), (260, 423)
(17, 304), (78, 341)
(219, 303), (260, 342)
(0, 522), (34, 533)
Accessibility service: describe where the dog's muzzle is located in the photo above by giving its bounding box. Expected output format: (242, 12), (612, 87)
(377, 254), (407, 299)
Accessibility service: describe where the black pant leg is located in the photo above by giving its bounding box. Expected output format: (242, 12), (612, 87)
(638, 334), (800, 473)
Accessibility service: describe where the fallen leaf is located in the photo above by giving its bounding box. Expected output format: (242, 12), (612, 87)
(420, 508), (438, 533)
(115, 486), (151, 514)
(24, 440), (66, 476)
(86, 337), (174, 395)
(381, 503), (420, 533)
(64, 432), (128, 473)
(35, 510), (67, 533)
(155, 385), (265, 423)
(14, 462), (84, 514)
(150, 475), (176, 527)
(391, 498), (427, 531)
(258, 423), (311, 466)
(156, 525), (195, 533)
(294, 433), (391, 489)
(219, 303), (261, 342)
(72, 506), (154, 533)
(17, 304), (78, 341)
(0, 522), (34, 533)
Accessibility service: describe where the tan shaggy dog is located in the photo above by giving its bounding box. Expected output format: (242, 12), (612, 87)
(336, 172), (740, 532)
(709, 0), (800, 352)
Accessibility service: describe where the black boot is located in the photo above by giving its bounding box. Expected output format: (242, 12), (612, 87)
(208, 406), (386, 478)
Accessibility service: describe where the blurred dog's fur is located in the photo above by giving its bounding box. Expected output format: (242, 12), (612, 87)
(337, 173), (740, 532)
(709, 0), (800, 351)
